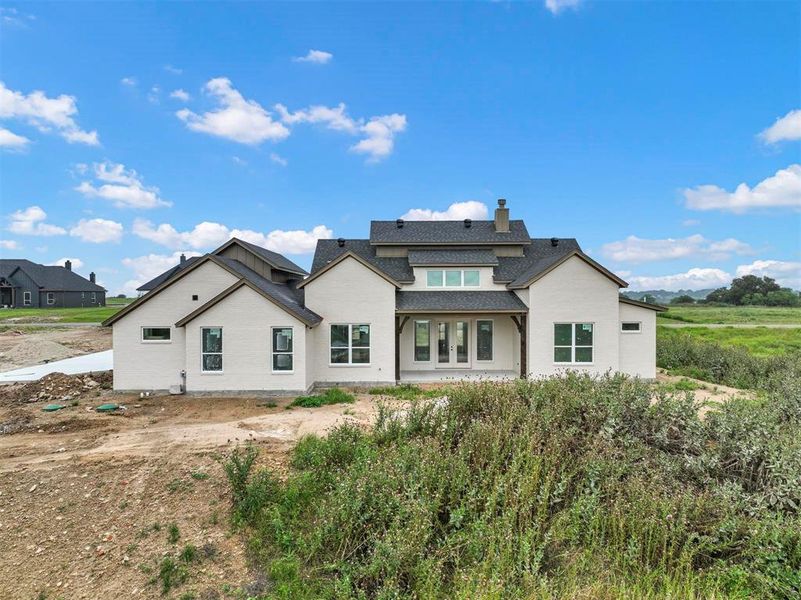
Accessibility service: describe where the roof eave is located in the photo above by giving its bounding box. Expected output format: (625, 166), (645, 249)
(213, 238), (309, 276)
(618, 296), (668, 312)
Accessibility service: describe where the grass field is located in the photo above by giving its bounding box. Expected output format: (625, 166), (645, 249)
(658, 325), (801, 357)
(0, 305), (124, 323)
(658, 305), (801, 324)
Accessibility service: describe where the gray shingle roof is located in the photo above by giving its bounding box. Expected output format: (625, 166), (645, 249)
(0, 259), (105, 292)
(494, 238), (582, 283)
(217, 258), (322, 325)
(396, 291), (528, 313)
(370, 220), (531, 245)
(311, 239), (414, 282)
(137, 257), (202, 291)
(407, 249), (499, 266)
(234, 238), (308, 275)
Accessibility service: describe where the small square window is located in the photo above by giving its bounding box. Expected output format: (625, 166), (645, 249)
(192, 294), (199, 301)
(426, 270), (443, 287)
(463, 270), (480, 286)
(445, 270), (462, 287)
(621, 322), (641, 332)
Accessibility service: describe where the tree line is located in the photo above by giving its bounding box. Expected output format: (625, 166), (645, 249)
(667, 275), (800, 306)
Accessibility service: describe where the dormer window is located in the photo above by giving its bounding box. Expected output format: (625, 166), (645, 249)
(426, 269), (480, 288)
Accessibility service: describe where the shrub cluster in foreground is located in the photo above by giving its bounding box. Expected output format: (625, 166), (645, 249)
(224, 374), (801, 599)
(657, 330), (801, 390)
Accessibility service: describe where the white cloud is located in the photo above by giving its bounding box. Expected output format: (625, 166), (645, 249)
(7, 206), (66, 236)
(169, 89), (190, 101)
(759, 109), (801, 144)
(75, 162), (171, 209)
(164, 64), (183, 75)
(121, 251), (202, 295)
(0, 81), (99, 145)
(0, 239), (19, 250)
(69, 218), (124, 243)
(401, 200), (489, 221)
(544, 0), (582, 15)
(0, 127), (30, 149)
(177, 78), (289, 145)
(270, 152), (288, 167)
(736, 259), (801, 289)
(1, 7), (35, 27)
(120, 77), (137, 87)
(49, 257), (84, 270)
(600, 234), (753, 264)
(132, 218), (332, 254)
(293, 49), (333, 64)
(626, 268), (733, 292)
(275, 102), (407, 161)
(147, 85), (160, 104)
(684, 164), (801, 213)
(681, 219), (700, 227)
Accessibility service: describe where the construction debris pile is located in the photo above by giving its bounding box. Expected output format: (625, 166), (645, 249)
(6, 371), (112, 405)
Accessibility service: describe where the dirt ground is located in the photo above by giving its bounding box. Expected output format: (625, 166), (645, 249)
(0, 326), (112, 372)
(0, 381), (383, 600)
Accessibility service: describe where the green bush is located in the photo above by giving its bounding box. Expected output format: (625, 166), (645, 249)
(224, 376), (801, 599)
(290, 387), (356, 408)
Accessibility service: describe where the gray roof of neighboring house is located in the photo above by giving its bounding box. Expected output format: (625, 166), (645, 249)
(370, 220), (531, 245)
(0, 259), (105, 292)
(407, 249), (499, 266)
(396, 291), (528, 313)
(234, 238), (308, 275)
(216, 257), (322, 325)
(137, 257), (202, 291)
(311, 239), (415, 282)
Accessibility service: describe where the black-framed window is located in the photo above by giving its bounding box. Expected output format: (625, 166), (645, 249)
(201, 327), (223, 372)
(330, 324), (370, 365)
(554, 323), (593, 364)
(414, 320), (430, 361)
(142, 327), (171, 342)
(476, 320), (493, 361)
(272, 327), (294, 372)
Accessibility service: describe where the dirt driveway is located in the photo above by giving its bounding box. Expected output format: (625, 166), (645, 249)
(0, 326), (111, 372)
(0, 390), (382, 600)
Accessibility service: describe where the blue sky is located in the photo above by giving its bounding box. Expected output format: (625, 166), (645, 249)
(1, 0), (799, 295)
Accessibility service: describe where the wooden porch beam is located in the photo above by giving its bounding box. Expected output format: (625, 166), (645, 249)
(395, 316), (409, 382)
(510, 314), (527, 379)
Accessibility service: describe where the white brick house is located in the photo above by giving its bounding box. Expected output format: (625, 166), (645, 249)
(105, 201), (664, 392)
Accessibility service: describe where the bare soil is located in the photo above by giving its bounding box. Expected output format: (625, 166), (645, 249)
(0, 326), (112, 372)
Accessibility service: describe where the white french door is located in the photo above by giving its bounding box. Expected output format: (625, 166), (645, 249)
(435, 320), (471, 368)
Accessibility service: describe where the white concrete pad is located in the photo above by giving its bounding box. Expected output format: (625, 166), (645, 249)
(0, 350), (113, 382)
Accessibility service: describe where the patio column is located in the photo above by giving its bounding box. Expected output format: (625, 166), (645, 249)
(395, 316), (409, 382)
(511, 314), (527, 379)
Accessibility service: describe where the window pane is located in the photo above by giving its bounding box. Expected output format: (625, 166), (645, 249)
(352, 324), (370, 347)
(554, 347), (572, 363)
(463, 270), (480, 286)
(273, 328), (293, 352)
(575, 347), (593, 363)
(554, 324), (572, 346)
(414, 321), (430, 361)
(331, 325), (349, 347)
(352, 348), (370, 364)
(143, 327), (171, 341)
(456, 321), (469, 363)
(202, 328), (222, 352)
(445, 270), (461, 287)
(575, 323), (593, 346)
(331, 348), (349, 364)
(438, 322), (449, 363)
(477, 320), (493, 361)
(622, 322), (640, 332)
(202, 353), (222, 371)
(427, 270), (443, 287)
(273, 353), (293, 371)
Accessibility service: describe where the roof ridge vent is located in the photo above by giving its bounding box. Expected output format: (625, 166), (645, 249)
(464, 218), (472, 228)
(396, 219), (404, 228)
(337, 238), (346, 247)
(550, 237), (559, 247)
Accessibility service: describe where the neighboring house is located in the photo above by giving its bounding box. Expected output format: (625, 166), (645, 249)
(0, 259), (106, 309)
(104, 200), (665, 393)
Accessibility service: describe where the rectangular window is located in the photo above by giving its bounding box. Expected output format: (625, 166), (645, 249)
(426, 270), (443, 287)
(23, 291), (31, 306)
(91, 292), (96, 304)
(330, 324), (370, 365)
(554, 323), (593, 364)
(445, 270), (462, 287)
(47, 292), (55, 305)
(414, 320), (430, 361)
(621, 322), (641, 333)
(142, 327), (171, 342)
(201, 327), (223, 372)
(463, 270), (480, 286)
(272, 327), (294, 372)
(476, 320), (493, 361)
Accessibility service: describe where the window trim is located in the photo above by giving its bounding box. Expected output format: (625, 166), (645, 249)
(271, 326), (295, 374)
(46, 292), (55, 305)
(621, 321), (642, 334)
(553, 322), (594, 365)
(329, 323), (371, 367)
(476, 318), (494, 362)
(425, 269), (481, 288)
(91, 292), (97, 304)
(23, 291), (32, 306)
(413, 319), (431, 363)
(141, 326), (172, 343)
(200, 326), (224, 374)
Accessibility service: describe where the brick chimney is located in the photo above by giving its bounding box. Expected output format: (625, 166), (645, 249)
(494, 198), (509, 233)
(89, 272), (96, 284)
(180, 253), (186, 264)
(64, 260), (72, 271)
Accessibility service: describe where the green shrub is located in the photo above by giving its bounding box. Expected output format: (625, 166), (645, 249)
(220, 444), (279, 526)
(167, 523), (180, 544)
(157, 556), (187, 594)
(290, 387), (356, 408)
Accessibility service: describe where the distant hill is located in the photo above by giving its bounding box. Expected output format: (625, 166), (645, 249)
(621, 289), (714, 304)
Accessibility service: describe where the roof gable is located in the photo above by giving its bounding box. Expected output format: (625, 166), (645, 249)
(299, 251), (402, 289)
(507, 251), (628, 289)
(213, 238), (308, 276)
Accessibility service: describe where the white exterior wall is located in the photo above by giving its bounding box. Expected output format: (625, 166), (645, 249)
(526, 256), (620, 377)
(618, 303), (658, 379)
(404, 267), (507, 291)
(304, 257), (396, 385)
(111, 261), (239, 391)
(183, 285), (309, 392)
(399, 314), (519, 372)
